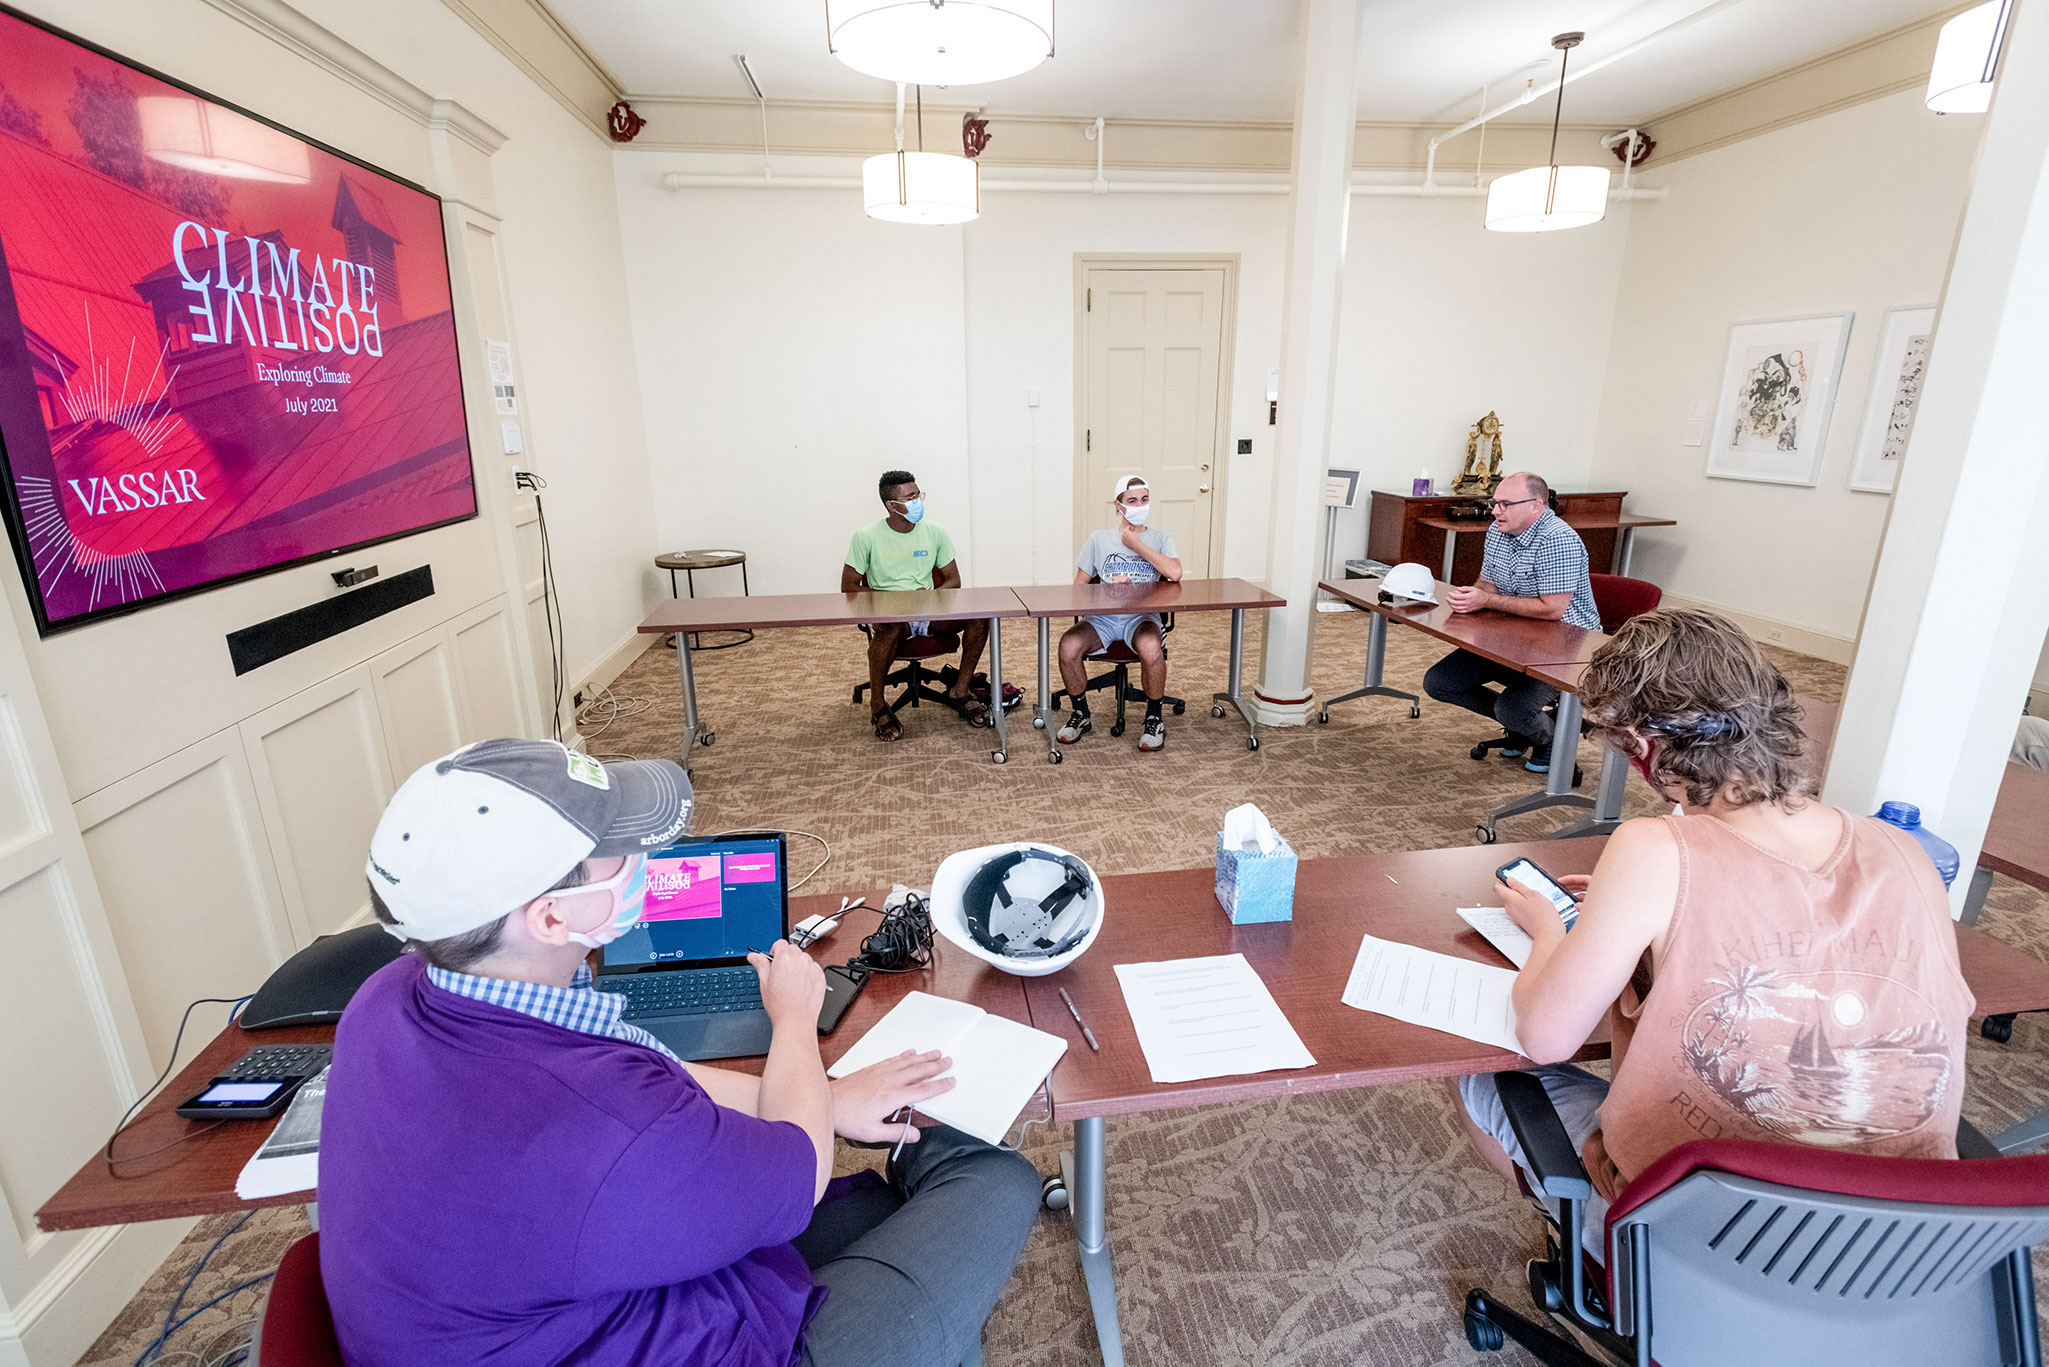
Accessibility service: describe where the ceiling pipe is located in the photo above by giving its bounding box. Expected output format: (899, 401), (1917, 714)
(657, 170), (1666, 200)
(1426, 0), (1751, 160)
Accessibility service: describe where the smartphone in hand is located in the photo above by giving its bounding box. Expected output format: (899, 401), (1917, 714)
(1496, 858), (1581, 929)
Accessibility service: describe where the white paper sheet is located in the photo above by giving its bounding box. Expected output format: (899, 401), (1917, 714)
(1340, 935), (1525, 1054)
(1456, 906), (1532, 968)
(827, 991), (1065, 1147)
(1113, 953), (1315, 1084)
(235, 1068), (327, 1200)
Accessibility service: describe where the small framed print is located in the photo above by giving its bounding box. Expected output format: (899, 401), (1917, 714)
(1847, 305), (1936, 494)
(1705, 313), (1854, 487)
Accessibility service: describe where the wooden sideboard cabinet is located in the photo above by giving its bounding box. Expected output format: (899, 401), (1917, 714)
(1366, 488), (1628, 584)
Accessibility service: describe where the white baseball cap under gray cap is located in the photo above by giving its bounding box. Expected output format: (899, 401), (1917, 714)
(366, 738), (692, 942)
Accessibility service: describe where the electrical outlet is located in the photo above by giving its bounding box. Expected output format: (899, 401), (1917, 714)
(1237, 438), (1253, 455)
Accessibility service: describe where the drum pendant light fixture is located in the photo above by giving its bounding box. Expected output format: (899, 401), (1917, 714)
(1926, 0), (2012, 114)
(864, 84), (979, 224)
(1485, 32), (1610, 233)
(827, 0), (1054, 88)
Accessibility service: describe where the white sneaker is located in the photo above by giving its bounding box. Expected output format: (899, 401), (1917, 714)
(1139, 715), (1165, 752)
(1057, 713), (1093, 744)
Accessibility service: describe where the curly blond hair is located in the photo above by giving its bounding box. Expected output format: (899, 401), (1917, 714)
(1577, 608), (1816, 810)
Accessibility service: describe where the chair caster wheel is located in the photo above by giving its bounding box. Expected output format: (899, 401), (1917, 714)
(1318, 710), (1330, 724)
(1050, 749), (1063, 765)
(699, 732), (715, 747)
(1041, 1174), (1069, 1211)
(1032, 716), (1046, 730)
(1984, 1014), (2016, 1044)
(1477, 825), (1496, 844)
(1247, 736), (1260, 751)
(1410, 703), (1421, 719)
(991, 750), (1007, 765)
(1211, 705), (1226, 718)
(1463, 1309), (1503, 1353)
(1527, 1259), (1563, 1312)
(1110, 722), (1125, 737)
(1172, 702), (1185, 715)
(1470, 743), (1489, 760)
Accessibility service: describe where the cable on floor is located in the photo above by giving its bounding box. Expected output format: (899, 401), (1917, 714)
(574, 685), (649, 742)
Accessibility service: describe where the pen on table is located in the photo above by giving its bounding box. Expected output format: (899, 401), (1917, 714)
(1058, 987), (1101, 1053)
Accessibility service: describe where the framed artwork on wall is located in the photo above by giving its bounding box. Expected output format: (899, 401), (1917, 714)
(1847, 305), (1937, 495)
(1704, 313), (1854, 486)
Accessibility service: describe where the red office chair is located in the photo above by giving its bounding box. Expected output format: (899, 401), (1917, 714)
(1588, 573), (1662, 635)
(1461, 1070), (2049, 1367)
(851, 568), (965, 716)
(1049, 584), (1183, 738)
(250, 1232), (343, 1367)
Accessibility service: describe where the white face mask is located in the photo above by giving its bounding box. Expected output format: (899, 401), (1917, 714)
(1120, 502), (1151, 527)
(563, 857), (649, 950)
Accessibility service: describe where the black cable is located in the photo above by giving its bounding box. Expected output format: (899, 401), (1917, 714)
(848, 892), (935, 974)
(103, 995), (252, 1169)
(518, 472), (566, 741)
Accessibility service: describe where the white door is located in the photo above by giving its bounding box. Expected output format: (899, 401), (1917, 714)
(1078, 268), (1228, 574)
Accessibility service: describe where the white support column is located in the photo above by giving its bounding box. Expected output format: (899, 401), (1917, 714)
(1252, 0), (1367, 725)
(1824, 0), (2049, 913)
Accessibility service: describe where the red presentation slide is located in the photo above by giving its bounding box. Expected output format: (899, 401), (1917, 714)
(0, 9), (477, 634)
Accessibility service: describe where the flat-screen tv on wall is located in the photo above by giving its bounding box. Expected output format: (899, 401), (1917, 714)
(0, 5), (477, 636)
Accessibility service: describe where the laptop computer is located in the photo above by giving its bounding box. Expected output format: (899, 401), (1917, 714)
(592, 832), (788, 1061)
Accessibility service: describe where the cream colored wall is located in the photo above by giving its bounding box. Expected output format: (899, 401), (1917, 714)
(1588, 90), (1981, 648)
(616, 158), (1634, 591)
(0, 1), (653, 1360)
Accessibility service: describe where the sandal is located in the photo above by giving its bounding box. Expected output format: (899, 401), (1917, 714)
(872, 710), (903, 743)
(952, 694), (994, 729)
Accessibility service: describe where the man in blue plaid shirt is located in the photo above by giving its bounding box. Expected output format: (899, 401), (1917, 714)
(1424, 472), (1600, 773)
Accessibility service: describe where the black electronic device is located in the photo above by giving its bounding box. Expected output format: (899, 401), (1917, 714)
(173, 1042), (332, 1120)
(239, 925), (405, 1029)
(817, 963), (869, 1036)
(1495, 858), (1581, 926)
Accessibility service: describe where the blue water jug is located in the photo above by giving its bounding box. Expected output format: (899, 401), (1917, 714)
(1874, 801), (1960, 888)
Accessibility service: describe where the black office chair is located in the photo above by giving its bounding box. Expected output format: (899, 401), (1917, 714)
(1461, 1069), (2049, 1367)
(1047, 592), (1184, 738)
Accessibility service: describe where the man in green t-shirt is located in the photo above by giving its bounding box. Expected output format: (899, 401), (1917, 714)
(842, 470), (992, 742)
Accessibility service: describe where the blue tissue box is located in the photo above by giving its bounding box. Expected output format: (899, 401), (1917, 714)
(1215, 832), (1297, 924)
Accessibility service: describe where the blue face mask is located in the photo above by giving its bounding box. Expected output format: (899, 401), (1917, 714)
(565, 856), (649, 949)
(898, 498), (925, 525)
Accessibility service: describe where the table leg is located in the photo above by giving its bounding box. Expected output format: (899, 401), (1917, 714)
(677, 628), (706, 761)
(1610, 529), (1628, 576)
(1318, 610), (1421, 723)
(685, 567), (698, 652)
(666, 568), (681, 650)
(1551, 747), (1629, 839)
(1441, 528), (1457, 584)
(1071, 1117), (1124, 1367)
(1960, 864), (1994, 926)
(1210, 607), (1260, 750)
(1993, 1104), (2049, 1155)
(987, 615), (1008, 765)
(1478, 688), (1592, 842)
(1037, 616), (1060, 764)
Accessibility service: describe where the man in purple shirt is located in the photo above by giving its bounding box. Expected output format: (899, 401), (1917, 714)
(321, 739), (1042, 1365)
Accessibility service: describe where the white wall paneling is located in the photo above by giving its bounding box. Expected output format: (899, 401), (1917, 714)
(368, 630), (468, 782)
(75, 733), (294, 1074)
(450, 597), (531, 742)
(237, 670), (396, 945)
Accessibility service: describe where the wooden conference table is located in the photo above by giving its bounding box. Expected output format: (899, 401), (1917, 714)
(33, 889), (1033, 1233)
(1419, 514), (1678, 580)
(1012, 578), (1287, 764)
(1317, 575), (1610, 841)
(635, 586), (1029, 765)
(1019, 836), (2049, 1366)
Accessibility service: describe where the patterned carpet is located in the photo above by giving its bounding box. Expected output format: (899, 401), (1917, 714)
(82, 607), (2049, 1366)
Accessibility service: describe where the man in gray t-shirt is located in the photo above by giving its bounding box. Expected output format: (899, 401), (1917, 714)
(1058, 476), (1182, 752)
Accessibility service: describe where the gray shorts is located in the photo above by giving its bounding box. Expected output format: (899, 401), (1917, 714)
(1080, 613), (1162, 651)
(1460, 1065), (1611, 1258)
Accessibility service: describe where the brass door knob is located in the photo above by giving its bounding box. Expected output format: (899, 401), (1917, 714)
(1197, 485), (1212, 494)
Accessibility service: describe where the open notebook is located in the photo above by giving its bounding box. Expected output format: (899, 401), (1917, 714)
(828, 992), (1067, 1146)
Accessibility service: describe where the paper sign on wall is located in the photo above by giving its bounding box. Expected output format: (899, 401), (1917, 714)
(1682, 399), (1708, 448)
(488, 340), (518, 415)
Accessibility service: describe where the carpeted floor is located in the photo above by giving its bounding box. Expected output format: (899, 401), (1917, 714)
(82, 607), (2049, 1366)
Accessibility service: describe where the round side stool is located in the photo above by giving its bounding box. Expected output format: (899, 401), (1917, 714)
(656, 549), (752, 652)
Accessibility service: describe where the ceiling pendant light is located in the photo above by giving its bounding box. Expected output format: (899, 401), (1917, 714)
(864, 85), (979, 225)
(1926, 0), (2012, 114)
(1485, 32), (1610, 233)
(827, 0), (1053, 87)
(138, 96), (311, 183)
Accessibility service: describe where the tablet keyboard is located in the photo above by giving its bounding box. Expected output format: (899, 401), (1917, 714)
(597, 967), (764, 1018)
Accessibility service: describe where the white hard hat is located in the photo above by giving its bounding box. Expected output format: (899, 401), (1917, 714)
(931, 842), (1104, 976)
(1380, 562), (1438, 605)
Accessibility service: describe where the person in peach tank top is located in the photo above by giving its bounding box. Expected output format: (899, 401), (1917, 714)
(1454, 609), (1974, 1258)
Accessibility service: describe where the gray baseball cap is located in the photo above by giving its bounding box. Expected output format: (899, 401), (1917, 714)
(367, 738), (692, 941)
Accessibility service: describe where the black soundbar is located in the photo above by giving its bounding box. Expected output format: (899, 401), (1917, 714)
(226, 565), (435, 675)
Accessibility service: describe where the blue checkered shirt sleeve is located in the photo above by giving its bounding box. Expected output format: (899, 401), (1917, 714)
(426, 962), (683, 1064)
